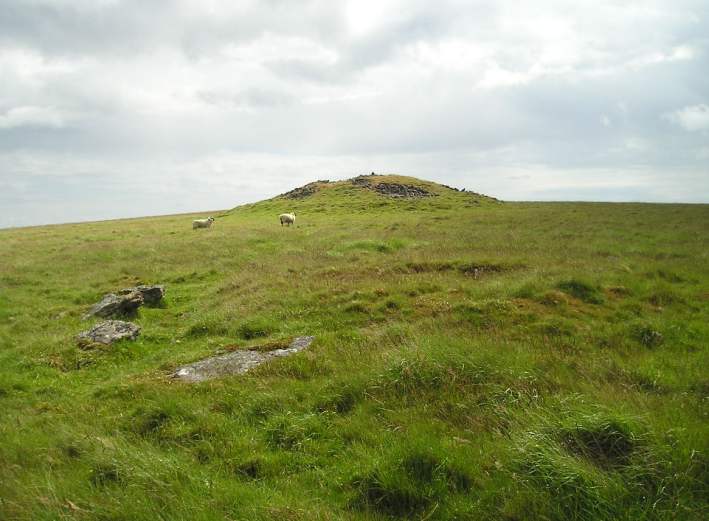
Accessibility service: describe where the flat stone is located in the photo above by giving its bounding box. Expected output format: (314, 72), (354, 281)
(77, 320), (141, 345)
(172, 336), (315, 382)
(83, 291), (144, 320)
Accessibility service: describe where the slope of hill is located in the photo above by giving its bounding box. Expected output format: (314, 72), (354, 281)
(1, 175), (707, 520)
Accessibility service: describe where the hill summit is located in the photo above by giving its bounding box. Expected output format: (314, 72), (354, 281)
(228, 174), (499, 217)
(279, 174), (497, 201)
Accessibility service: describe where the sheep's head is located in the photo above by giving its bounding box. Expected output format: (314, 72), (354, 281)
(208, 217), (214, 222)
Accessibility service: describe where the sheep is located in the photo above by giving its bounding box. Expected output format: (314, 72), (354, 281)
(192, 216), (215, 229)
(279, 213), (296, 226)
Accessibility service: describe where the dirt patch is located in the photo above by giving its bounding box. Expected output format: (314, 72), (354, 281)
(457, 262), (505, 278)
(172, 336), (315, 382)
(403, 261), (508, 278)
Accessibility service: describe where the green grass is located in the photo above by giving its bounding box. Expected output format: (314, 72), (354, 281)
(0, 175), (707, 520)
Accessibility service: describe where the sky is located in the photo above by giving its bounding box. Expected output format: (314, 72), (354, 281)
(1, 0), (708, 228)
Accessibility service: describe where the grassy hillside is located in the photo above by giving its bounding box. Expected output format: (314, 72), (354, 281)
(0, 175), (707, 520)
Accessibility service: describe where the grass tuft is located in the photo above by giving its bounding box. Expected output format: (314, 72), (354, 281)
(630, 323), (664, 348)
(264, 412), (330, 450)
(558, 279), (605, 304)
(237, 316), (277, 340)
(559, 415), (639, 469)
(350, 442), (472, 517)
(89, 462), (123, 487)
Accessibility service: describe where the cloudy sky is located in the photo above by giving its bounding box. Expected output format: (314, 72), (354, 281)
(1, 0), (708, 227)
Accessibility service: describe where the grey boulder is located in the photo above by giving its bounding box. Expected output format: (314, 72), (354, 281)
(77, 320), (141, 345)
(119, 285), (165, 306)
(82, 291), (143, 320)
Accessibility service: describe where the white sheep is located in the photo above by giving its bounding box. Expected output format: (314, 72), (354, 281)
(192, 216), (215, 229)
(279, 213), (296, 226)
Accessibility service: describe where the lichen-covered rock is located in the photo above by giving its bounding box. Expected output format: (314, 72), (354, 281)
(119, 285), (165, 306)
(82, 291), (143, 320)
(172, 336), (315, 382)
(77, 320), (141, 345)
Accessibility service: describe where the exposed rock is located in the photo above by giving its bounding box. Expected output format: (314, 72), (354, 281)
(373, 182), (435, 198)
(270, 335), (315, 356)
(350, 176), (435, 198)
(282, 182), (320, 199)
(77, 320), (141, 345)
(351, 175), (373, 187)
(119, 285), (165, 306)
(83, 291), (143, 320)
(172, 336), (315, 382)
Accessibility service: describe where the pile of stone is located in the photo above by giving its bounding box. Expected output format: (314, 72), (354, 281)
(281, 182), (321, 199)
(350, 175), (436, 198)
(77, 284), (165, 346)
(172, 336), (315, 382)
(373, 182), (435, 198)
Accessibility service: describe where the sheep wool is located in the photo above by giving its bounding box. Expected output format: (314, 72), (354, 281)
(193, 217), (215, 229)
(279, 213), (296, 226)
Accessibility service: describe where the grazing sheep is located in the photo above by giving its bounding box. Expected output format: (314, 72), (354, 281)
(279, 213), (296, 226)
(193, 217), (215, 229)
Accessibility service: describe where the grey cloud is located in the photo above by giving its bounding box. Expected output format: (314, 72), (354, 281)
(198, 88), (295, 109)
(0, 0), (345, 58)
